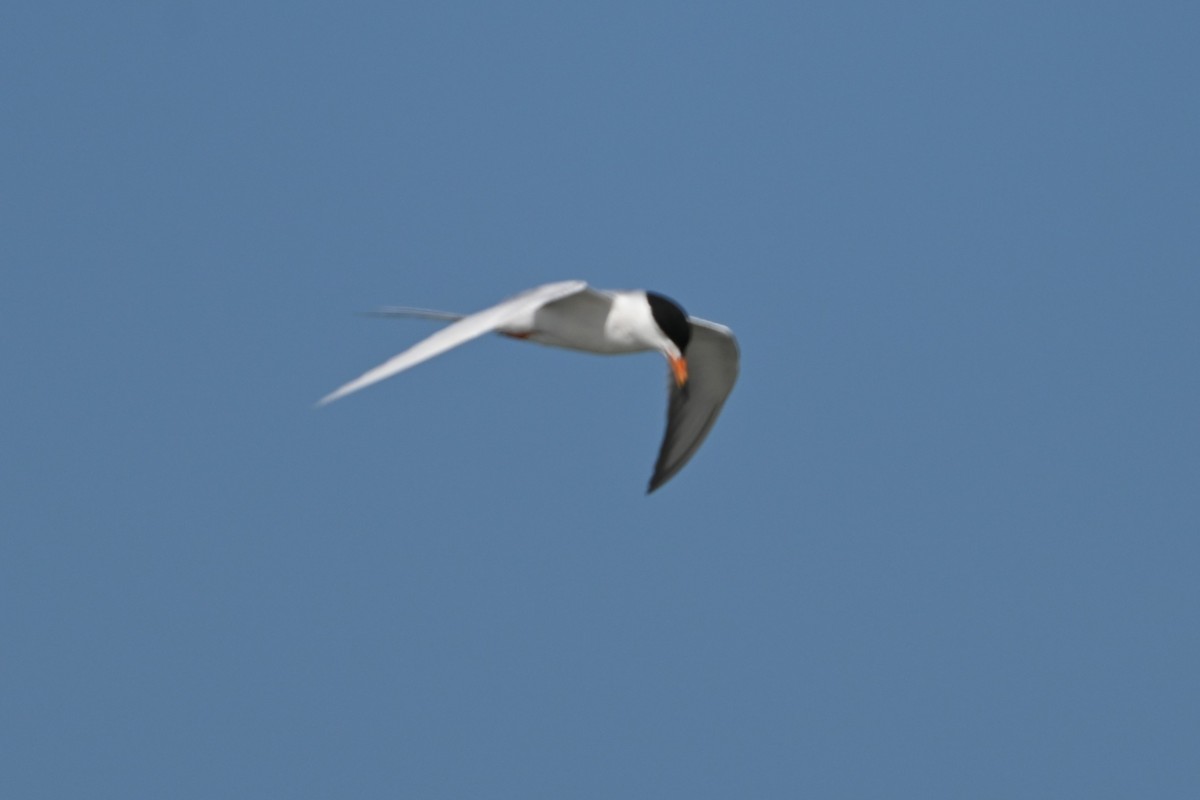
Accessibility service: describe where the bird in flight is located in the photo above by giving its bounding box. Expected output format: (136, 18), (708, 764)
(318, 280), (739, 493)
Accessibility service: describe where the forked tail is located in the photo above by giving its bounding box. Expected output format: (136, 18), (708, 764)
(359, 307), (466, 322)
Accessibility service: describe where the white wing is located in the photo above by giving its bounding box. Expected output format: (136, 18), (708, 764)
(317, 280), (588, 407)
(648, 318), (739, 493)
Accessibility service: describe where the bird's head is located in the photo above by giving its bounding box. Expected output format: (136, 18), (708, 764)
(646, 291), (692, 389)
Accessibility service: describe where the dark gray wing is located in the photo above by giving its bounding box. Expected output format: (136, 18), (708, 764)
(647, 318), (739, 493)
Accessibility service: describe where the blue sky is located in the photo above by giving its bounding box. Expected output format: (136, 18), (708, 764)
(3, 1), (1198, 796)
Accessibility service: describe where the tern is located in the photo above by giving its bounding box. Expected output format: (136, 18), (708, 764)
(318, 280), (739, 493)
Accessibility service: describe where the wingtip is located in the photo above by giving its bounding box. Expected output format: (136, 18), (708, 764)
(313, 388), (345, 409)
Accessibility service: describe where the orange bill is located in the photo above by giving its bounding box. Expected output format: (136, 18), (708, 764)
(669, 355), (689, 388)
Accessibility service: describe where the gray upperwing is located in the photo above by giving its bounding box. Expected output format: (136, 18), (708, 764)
(647, 319), (739, 493)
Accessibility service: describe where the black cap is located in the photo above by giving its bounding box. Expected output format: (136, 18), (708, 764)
(645, 291), (691, 354)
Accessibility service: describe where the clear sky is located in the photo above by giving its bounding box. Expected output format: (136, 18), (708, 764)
(3, 1), (1198, 797)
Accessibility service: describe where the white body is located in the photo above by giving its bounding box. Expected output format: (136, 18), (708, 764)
(502, 289), (668, 353)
